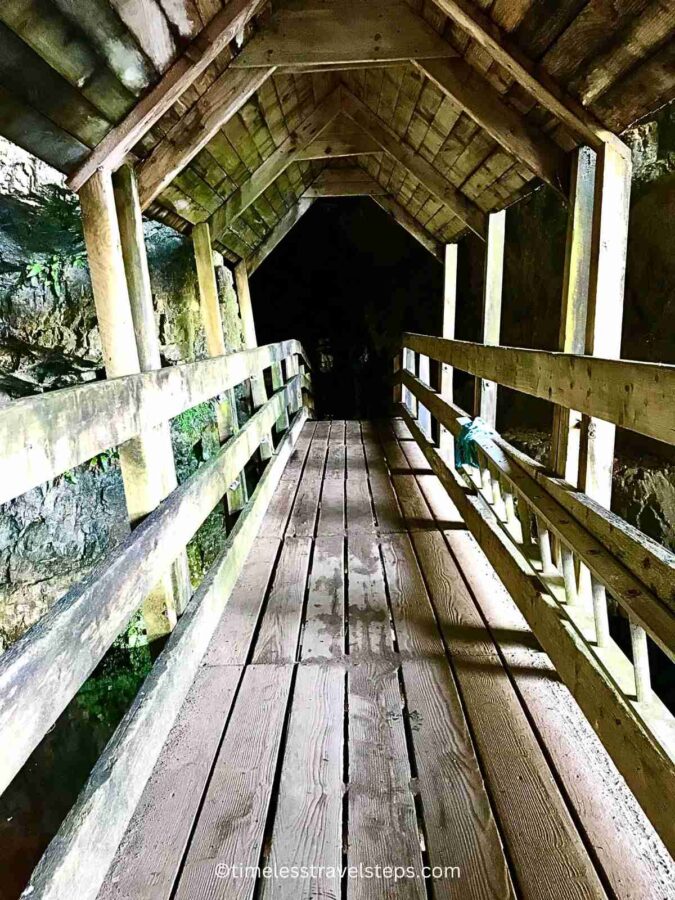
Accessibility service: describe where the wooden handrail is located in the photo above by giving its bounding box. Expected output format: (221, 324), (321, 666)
(0, 339), (309, 504)
(0, 379), (302, 796)
(403, 333), (675, 446)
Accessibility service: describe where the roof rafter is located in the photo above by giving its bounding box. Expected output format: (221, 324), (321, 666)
(413, 58), (570, 196)
(137, 65), (274, 210)
(341, 87), (487, 239)
(245, 198), (315, 275)
(209, 88), (341, 241)
(66, 0), (266, 192)
(430, 0), (628, 153)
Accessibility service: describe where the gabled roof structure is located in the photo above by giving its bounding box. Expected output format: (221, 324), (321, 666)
(1, 0), (673, 266)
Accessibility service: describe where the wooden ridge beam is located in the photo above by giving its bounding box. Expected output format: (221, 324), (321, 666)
(341, 87), (487, 239)
(403, 333), (675, 447)
(209, 89), (340, 240)
(245, 198), (314, 274)
(231, 0), (455, 68)
(430, 0), (627, 152)
(137, 65), (274, 210)
(66, 0), (266, 192)
(414, 58), (570, 196)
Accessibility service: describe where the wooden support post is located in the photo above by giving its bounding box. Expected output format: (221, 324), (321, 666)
(474, 211), (505, 428)
(234, 260), (273, 460)
(113, 164), (191, 614)
(550, 148), (596, 486)
(79, 170), (178, 640)
(402, 347), (417, 416)
(439, 243), (457, 461)
(579, 142), (632, 510)
(417, 353), (432, 438)
(192, 222), (248, 510)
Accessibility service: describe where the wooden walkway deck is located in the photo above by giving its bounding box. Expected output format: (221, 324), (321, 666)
(97, 420), (673, 900)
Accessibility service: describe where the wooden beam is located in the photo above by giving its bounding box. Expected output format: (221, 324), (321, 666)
(579, 142), (632, 508)
(137, 65), (274, 209)
(413, 58), (569, 195)
(342, 87), (487, 239)
(235, 261), (273, 460)
(66, 0), (266, 192)
(550, 147), (596, 485)
(429, 0), (625, 151)
(114, 163), (191, 612)
(193, 222), (248, 510)
(439, 243), (458, 459)
(296, 115), (380, 159)
(209, 89), (340, 240)
(231, 0), (455, 68)
(304, 167), (386, 196)
(403, 334), (675, 448)
(246, 198), (314, 275)
(372, 195), (444, 262)
(474, 210), (505, 427)
(0, 385), (303, 804)
(0, 339), (306, 505)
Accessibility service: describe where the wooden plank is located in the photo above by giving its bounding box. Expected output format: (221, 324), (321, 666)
(445, 528), (675, 899)
(304, 167), (387, 196)
(347, 662), (426, 898)
(429, 0), (623, 150)
(346, 426), (376, 533)
(98, 664), (243, 900)
(109, 0), (176, 72)
(400, 409), (675, 855)
(410, 528), (607, 898)
(173, 663), (294, 900)
(66, 0), (266, 191)
(302, 535), (345, 660)
(474, 209), (505, 427)
(372, 194), (444, 260)
(317, 437), (346, 536)
(343, 88), (487, 239)
(380, 533), (516, 898)
(297, 122), (380, 159)
(253, 536), (313, 662)
(22, 411), (307, 900)
(261, 664), (344, 899)
(202, 536), (281, 665)
(260, 422), (317, 538)
(362, 433), (405, 534)
(414, 58), (569, 194)
(287, 425), (329, 536)
(439, 243), (457, 459)
(246, 198), (315, 274)
(347, 532), (392, 658)
(211, 90), (340, 237)
(137, 66), (274, 209)
(402, 333), (675, 447)
(232, 0), (455, 68)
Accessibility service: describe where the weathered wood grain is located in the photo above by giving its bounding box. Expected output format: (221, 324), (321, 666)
(302, 535), (345, 659)
(287, 424), (329, 536)
(346, 425), (376, 533)
(317, 429), (346, 535)
(347, 532), (392, 658)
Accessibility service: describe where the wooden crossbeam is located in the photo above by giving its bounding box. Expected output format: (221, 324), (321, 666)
(137, 65), (274, 209)
(231, 0), (455, 68)
(210, 89), (340, 240)
(430, 0), (625, 151)
(342, 88), (487, 239)
(66, 0), (265, 192)
(246, 199), (314, 275)
(414, 58), (569, 195)
(304, 167), (386, 197)
(296, 113), (380, 159)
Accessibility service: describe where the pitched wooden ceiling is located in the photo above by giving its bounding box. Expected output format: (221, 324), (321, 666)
(0, 0), (673, 267)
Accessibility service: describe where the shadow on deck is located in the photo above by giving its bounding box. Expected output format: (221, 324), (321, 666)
(95, 419), (672, 900)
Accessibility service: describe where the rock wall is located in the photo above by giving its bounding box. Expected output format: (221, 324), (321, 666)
(0, 138), (244, 647)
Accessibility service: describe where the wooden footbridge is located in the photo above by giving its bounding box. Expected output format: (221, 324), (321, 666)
(1, 1), (675, 898)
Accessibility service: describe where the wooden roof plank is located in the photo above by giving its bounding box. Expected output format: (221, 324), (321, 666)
(342, 87), (488, 238)
(246, 197), (315, 273)
(109, 0), (177, 73)
(66, 0), (266, 192)
(137, 66), (274, 208)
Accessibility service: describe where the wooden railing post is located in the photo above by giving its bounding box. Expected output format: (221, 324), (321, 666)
(474, 210), (505, 428)
(550, 147), (596, 486)
(579, 141), (632, 510)
(79, 169), (178, 640)
(113, 164), (191, 614)
(192, 222), (248, 512)
(234, 260), (274, 460)
(439, 243), (458, 460)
